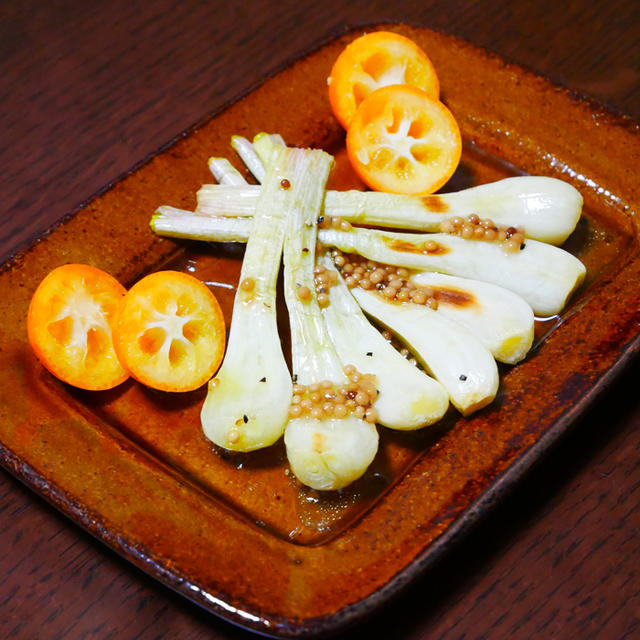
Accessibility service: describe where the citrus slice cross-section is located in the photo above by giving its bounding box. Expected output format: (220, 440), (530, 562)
(328, 30), (440, 129)
(346, 84), (462, 195)
(27, 263), (129, 390)
(113, 271), (226, 392)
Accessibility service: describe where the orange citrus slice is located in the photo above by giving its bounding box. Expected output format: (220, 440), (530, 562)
(346, 84), (462, 195)
(113, 271), (226, 392)
(328, 31), (440, 129)
(27, 264), (129, 390)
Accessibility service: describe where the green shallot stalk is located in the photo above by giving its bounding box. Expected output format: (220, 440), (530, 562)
(200, 149), (315, 451)
(230, 135), (265, 182)
(207, 157), (247, 185)
(319, 227), (585, 317)
(278, 147), (379, 490)
(195, 185), (260, 216)
(152, 206), (251, 243)
(196, 176), (583, 245)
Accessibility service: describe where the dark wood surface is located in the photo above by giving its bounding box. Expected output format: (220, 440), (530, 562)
(1, 1), (639, 638)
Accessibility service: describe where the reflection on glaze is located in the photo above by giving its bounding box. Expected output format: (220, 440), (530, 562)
(188, 583), (265, 624)
(542, 153), (627, 211)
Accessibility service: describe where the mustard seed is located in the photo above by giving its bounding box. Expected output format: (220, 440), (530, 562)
(297, 285), (311, 301)
(364, 408), (378, 423)
(334, 404), (348, 418)
(441, 219), (454, 233)
(317, 293), (330, 307)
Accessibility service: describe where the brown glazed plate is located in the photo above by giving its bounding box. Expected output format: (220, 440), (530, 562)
(1, 23), (639, 638)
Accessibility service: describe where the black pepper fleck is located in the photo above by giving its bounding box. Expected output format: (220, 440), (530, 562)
(259, 377), (266, 383)
(520, 243), (526, 250)
(293, 374), (298, 383)
(366, 352), (373, 356)
(459, 374), (468, 381)
(243, 414), (249, 423)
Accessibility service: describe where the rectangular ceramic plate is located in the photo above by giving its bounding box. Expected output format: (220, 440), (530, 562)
(1, 24), (639, 638)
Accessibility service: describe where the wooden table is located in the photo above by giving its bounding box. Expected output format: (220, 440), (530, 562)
(1, 1), (638, 637)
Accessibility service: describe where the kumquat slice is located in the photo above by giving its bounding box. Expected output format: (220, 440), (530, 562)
(328, 31), (440, 129)
(346, 84), (462, 195)
(113, 271), (225, 392)
(27, 264), (129, 390)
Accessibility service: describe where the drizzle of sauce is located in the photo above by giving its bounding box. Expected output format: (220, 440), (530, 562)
(432, 287), (476, 308)
(383, 236), (449, 255)
(420, 194), (449, 213)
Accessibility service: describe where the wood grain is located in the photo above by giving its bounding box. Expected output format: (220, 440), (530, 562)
(1, 0), (638, 638)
